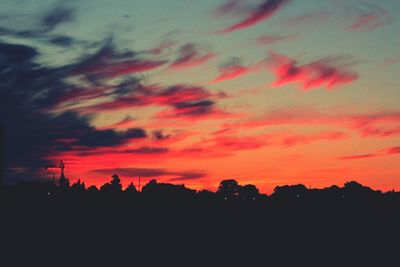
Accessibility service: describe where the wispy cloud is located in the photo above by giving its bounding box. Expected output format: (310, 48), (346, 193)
(169, 43), (214, 69)
(150, 40), (176, 55)
(217, 0), (290, 33)
(286, 11), (331, 27)
(41, 4), (75, 32)
(224, 108), (400, 138)
(0, 4), (78, 47)
(155, 103), (236, 121)
(92, 167), (206, 181)
(346, 3), (391, 32)
(210, 57), (260, 83)
(76, 146), (169, 157)
(267, 52), (359, 90)
(257, 34), (294, 45)
(80, 84), (228, 120)
(181, 130), (347, 158)
(100, 116), (136, 130)
(215, 0), (244, 17)
(337, 146), (400, 160)
(72, 43), (167, 78)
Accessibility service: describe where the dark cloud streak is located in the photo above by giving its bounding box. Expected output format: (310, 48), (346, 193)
(217, 0), (290, 33)
(92, 167), (206, 181)
(0, 41), (149, 183)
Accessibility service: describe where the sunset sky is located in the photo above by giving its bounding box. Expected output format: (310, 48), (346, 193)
(0, 0), (399, 193)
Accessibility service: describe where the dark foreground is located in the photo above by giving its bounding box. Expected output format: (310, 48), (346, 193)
(2, 190), (400, 266)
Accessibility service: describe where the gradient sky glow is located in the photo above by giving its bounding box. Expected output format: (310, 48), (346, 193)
(1, 0), (399, 193)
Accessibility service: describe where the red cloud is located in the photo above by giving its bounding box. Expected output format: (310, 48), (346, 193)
(337, 146), (400, 160)
(187, 130), (347, 157)
(210, 57), (264, 83)
(218, 0), (290, 33)
(349, 113), (400, 138)
(357, 125), (400, 138)
(337, 154), (376, 160)
(211, 64), (253, 83)
(267, 52), (359, 90)
(169, 43), (214, 70)
(150, 41), (176, 55)
(386, 147), (400, 155)
(223, 108), (400, 138)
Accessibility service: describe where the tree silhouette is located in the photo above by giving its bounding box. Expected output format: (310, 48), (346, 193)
(142, 179), (195, 199)
(217, 179), (240, 200)
(216, 180), (262, 200)
(273, 184), (308, 200)
(343, 181), (380, 199)
(239, 184), (260, 200)
(100, 175), (123, 193)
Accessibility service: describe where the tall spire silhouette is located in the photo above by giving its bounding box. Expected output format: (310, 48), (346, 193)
(44, 160), (68, 187)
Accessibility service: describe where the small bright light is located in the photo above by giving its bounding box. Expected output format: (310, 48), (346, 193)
(224, 197), (227, 200)
(47, 192), (51, 195)
(252, 198), (256, 200)
(296, 194), (300, 197)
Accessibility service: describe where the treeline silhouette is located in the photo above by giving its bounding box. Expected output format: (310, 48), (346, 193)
(3, 174), (400, 204)
(2, 175), (400, 266)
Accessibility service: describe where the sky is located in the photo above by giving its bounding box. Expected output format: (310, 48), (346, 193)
(0, 0), (399, 193)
